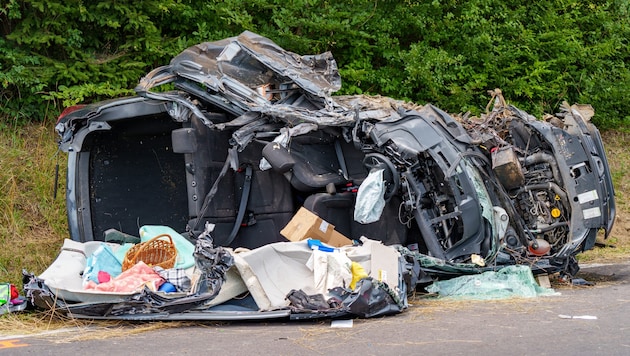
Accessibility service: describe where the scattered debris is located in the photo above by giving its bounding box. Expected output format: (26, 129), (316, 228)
(330, 319), (353, 328)
(558, 315), (598, 320)
(571, 278), (595, 286)
(425, 265), (557, 300)
(536, 274), (552, 289)
(0, 283), (26, 314)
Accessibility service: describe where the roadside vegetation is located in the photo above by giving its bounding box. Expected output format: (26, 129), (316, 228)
(2, 1), (629, 130)
(0, 123), (67, 285)
(579, 131), (630, 262)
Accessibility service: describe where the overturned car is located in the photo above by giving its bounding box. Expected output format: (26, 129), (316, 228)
(26, 31), (615, 320)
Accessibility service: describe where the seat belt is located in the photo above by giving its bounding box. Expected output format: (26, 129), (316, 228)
(334, 140), (349, 180)
(222, 164), (253, 246)
(189, 147), (238, 237)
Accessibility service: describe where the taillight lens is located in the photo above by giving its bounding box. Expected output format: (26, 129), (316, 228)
(57, 105), (86, 123)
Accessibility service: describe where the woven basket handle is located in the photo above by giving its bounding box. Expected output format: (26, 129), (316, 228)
(130, 233), (174, 260)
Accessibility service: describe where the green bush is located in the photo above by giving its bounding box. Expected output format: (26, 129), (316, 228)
(1, 0), (181, 122)
(1, 0), (628, 129)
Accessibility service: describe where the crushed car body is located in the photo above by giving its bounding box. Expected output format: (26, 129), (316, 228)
(26, 31), (615, 320)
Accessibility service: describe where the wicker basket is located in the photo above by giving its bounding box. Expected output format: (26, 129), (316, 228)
(122, 234), (177, 271)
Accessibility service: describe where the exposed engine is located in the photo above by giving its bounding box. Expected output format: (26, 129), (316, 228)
(460, 93), (598, 263)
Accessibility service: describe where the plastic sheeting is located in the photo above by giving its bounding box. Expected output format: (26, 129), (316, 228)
(231, 238), (401, 311)
(82, 243), (123, 286)
(426, 265), (557, 300)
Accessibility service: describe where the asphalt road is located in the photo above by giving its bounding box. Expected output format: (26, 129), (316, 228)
(2, 261), (629, 355)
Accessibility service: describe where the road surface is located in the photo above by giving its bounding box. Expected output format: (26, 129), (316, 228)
(2, 262), (629, 355)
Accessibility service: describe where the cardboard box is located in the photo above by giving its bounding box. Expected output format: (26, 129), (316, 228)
(281, 207), (352, 247)
(327, 230), (353, 248)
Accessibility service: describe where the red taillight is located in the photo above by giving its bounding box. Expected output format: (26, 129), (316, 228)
(57, 105), (86, 123)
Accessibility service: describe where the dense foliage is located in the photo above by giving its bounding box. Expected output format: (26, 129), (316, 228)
(1, 0), (629, 129)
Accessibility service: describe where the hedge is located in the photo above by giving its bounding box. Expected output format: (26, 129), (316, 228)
(1, 0), (628, 129)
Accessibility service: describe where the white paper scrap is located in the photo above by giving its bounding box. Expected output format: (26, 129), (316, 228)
(331, 319), (353, 328)
(558, 314), (598, 320)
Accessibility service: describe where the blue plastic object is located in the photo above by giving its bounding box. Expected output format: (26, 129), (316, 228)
(307, 239), (335, 252)
(159, 282), (177, 293)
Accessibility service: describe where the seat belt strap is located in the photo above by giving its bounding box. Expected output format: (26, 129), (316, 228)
(223, 164), (253, 246)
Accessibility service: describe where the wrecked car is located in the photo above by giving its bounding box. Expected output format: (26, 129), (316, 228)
(25, 31), (615, 320)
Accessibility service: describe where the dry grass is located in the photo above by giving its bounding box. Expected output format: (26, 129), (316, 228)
(0, 123), (67, 286)
(0, 310), (93, 337)
(0, 310), (193, 343)
(50, 321), (191, 344)
(578, 130), (630, 262)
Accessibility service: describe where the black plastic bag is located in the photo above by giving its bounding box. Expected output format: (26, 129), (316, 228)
(330, 277), (404, 318)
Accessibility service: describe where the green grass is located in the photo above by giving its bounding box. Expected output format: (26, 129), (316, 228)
(0, 123), (68, 286)
(578, 130), (630, 263)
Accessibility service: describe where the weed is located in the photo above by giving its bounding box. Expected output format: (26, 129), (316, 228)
(0, 124), (67, 286)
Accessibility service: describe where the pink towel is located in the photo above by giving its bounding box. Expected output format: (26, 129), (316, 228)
(85, 261), (164, 292)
